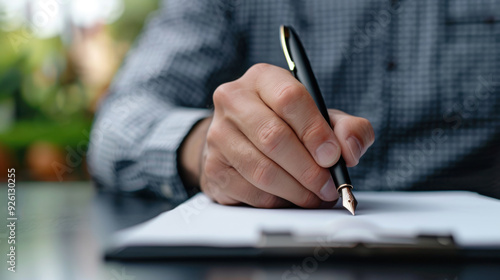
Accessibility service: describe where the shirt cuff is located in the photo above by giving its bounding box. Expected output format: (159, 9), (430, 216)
(140, 107), (211, 202)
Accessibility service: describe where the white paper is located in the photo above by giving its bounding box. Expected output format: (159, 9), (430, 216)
(114, 191), (500, 248)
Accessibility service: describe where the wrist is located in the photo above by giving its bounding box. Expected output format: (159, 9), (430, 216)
(179, 116), (212, 188)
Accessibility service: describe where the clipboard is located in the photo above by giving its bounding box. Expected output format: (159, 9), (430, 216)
(105, 192), (500, 260)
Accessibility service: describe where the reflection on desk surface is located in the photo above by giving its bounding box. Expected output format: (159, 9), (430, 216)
(1, 182), (499, 280)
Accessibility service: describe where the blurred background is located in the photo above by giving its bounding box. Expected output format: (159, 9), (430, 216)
(0, 0), (159, 182)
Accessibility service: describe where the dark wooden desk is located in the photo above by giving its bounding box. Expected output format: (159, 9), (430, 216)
(1, 182), (499, 280)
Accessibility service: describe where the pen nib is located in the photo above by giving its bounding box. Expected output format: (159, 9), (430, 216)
(341, 187), (358, 215)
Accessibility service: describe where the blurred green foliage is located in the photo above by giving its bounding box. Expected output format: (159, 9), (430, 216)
(110, 0), (161, 42)
(0, 0), (159, 180)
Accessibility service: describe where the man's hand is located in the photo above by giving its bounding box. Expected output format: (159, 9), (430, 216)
(179, 64), (374, 208)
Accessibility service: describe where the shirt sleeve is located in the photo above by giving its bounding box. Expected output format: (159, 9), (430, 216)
(87, 0), (243, 202)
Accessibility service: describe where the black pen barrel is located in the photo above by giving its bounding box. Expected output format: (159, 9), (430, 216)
(285, 26), (352, 190)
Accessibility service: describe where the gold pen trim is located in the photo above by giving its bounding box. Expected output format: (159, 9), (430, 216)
(336, 183), (353, 193)
(279, 25), (296, 72)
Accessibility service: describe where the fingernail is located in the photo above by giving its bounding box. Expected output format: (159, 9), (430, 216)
(315, 141), (340, 167)
(320, 176), (339, 201)
(347, 137), (362, 164)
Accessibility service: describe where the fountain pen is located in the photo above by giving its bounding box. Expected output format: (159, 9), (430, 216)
(279, 25), (357, 215)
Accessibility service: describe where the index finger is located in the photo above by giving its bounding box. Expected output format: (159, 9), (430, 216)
(247, 64), (341, 168)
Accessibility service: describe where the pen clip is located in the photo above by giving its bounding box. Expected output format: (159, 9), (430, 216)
(280, 25), (296, 73)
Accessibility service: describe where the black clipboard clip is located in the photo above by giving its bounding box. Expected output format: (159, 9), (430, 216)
(256, 230), (458, 259)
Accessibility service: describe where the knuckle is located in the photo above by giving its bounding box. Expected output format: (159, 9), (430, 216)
(203, 158), (222, 182)
(205, 123), (223, 147)
(353, 117), (375, 145)
(203, 155), (231, 188)
(274, 84), (305, 113)
(358, 117), (372, 131)
(256, 120), (289, 154)
(335, 116), (351, 132)
(249, 63), (273, 76)
(301, 120), (330, 144)
(213, 82), (238, 107)
(202, 180), (218, 200)
(351, 117), (368, 130)
(252, 158), (277, 187)
(364, 119), (376, 144)
(213, 84), (227, 106)
(300, 164), (324, 189)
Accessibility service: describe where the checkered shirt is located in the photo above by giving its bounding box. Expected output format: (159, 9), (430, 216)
(88, 0), (500, 201)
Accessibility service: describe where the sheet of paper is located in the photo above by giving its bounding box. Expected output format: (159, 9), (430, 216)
(114, 191), (500, 248)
